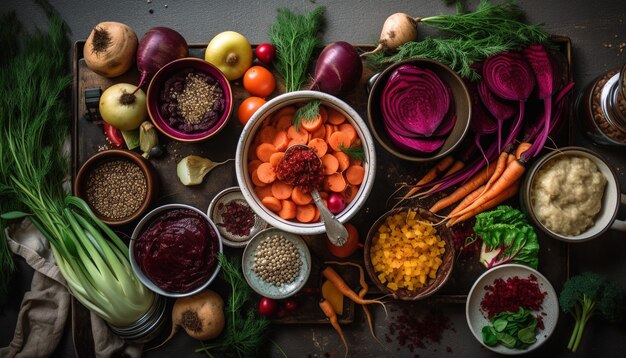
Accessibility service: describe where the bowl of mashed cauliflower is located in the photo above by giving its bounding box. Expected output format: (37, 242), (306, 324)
(521, 147), (625, 242)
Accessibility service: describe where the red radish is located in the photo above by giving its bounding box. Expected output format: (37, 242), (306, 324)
(258, 297), (277, 317)
(135, 27), (188, 90)
(310, 42), (362, 96)
(255, 43), (276, 65)
(327, 193), (346, 214)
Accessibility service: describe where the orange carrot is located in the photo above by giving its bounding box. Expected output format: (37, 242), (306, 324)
(429, 162), (498, 213)
(301, 112), (324, 132)
(310, 124), (326, 140)
(256, 162), (276, 184)
(515, 142), (532, 159)
(258, 126), (277, 144)
(319, 299), (348, 358)
(272, 131), (289, 151)
(324, 124), (336, 143)
(321, 153), (339, 175)
(287, 125), (309, 143)
(342, 184), (358, 204)
(325, 172), (347, 192)
(345, 165), (365, 186)
(272, 106), (296, 123)
(275, 114), (293, 132)
(271, 181), (293, 200)
(278, 199), (297, 220)
(449, 159), (526, 219)
(261, 196), (282, 212)
(251, 169), (267, 187)
(327, 107), (346, 125)
(308, 138), (328, 157)
(254, 185), (273, 200)
(256, 143), (277, 162)
(447, 184), (486, 217)
(321, 266), (386, 309)
(397, 155), (455, 203)
(334, 151), (351, 172)
(296, 204), (317, 223)
(338, 123), (357, 145)
(415, 160), (465, 199)
(248, 143), (259, 161)
(247, 159), (262, 174)
(291, 186), (312, 205)
(328, 131), (350, 151)
(447, 179), (521, 226)
(269, 151), (285, 168)
(479, 153), (515, 198)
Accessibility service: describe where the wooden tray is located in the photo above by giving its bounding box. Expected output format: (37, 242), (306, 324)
(71, 39), (572, 320)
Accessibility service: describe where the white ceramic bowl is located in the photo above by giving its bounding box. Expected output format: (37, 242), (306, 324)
(520, 146), (626, 242)
(235, 90), (376, 236)
(466, 264), (559, 355)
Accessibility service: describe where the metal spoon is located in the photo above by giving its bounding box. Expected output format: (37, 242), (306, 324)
(280, 145), (349, 247)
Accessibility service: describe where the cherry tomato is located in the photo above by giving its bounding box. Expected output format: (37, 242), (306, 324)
(327, 223), (361, 258)
(237, 96), (266, 125)
(243, 66), (276, 98)
(255, 43), (276, 65)
(258, 297), (277, 317)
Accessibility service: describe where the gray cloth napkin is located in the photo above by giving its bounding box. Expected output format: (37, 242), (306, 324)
(0, 219), (142, 358)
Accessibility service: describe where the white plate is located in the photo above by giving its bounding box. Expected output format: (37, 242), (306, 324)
(242, 228), (311, 299)
(466, 264), (559, 355)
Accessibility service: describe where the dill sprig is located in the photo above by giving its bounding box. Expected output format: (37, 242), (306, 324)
(197, 254), (270, 358)
(366, 0), (550, 80)
(268, 7), (325, 92)
(292, 99), (321, 131)
(340, 144), (367, 163)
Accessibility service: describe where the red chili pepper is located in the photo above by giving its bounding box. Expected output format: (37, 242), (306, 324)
(103, 122), (125, 148)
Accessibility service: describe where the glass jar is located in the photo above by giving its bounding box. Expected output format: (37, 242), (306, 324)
(107, 294), (167, 343)
(579, 63), (626, 146)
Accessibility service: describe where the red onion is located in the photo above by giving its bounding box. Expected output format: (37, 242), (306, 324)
(135, 27), (188, 89)
(310, 41), (362, 96)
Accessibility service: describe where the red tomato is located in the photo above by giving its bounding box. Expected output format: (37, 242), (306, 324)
(327, 223), (361, 258)
(258, 297), (277, 317)
(255, 43), (276, 64)
(237, 96), (266, 125)
(243, 66), (276, 98)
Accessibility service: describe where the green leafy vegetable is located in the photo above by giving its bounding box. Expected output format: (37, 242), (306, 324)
(559, 272), (625, 352)
(197, 254), (270, 358)
(481, 307), (538, 349)
(339, 144), (367, 163)
(268, 7), (325, 92)
(474, 205), (539, 269)
(0, 1), (155, 326)
(365, 0), (550, 80)
(293, 99), (321, 131)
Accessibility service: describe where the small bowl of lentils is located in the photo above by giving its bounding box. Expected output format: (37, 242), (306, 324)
(74, 149), (157, 226)
(242, 227), (311, 299)
(147, 57), (233, 142)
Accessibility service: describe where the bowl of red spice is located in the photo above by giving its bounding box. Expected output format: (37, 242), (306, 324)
(466, 264), (559, 354)
(147, 57), (233, 142)
(74, 149), (157, 226)
(208, 187), (268, 248)
(235, 90), (376, 236)
(130, 203), (223, 297)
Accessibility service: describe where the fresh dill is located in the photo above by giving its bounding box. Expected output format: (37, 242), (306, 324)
(197, 254), (270, 358)
(292, 99), (321, 131)
(340, 144), (367, 163)
(268, 7), (325, 92)
(366, 0), (550, 80)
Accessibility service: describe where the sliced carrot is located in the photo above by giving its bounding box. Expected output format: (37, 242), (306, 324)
(321, 153), (339, 175)
(296, 204), (317, 223)
(251, 169), (267, 187)
(345, 165), (365, 185)
(272, 106), (296, 122)
(258, 126), (277, 144)
(308, 138), (328, 158)
(272, 131), (289, 151)
(327, 107), (346, 125)
(328, 131), (351, 152)
(324, 124), (336, 143)
(350, 157), (363, 166)
(254, 185), (273, 200)
(338, 123), (357, 145)
(287, 125), (309, 140)
(310, 125), (326, 140)
(269, 151), (285, 168)
(275, 114), (293, 132)
(261, 196), (282, 213)
(301, 113), (323, 132)
(256, 143), (277, 163)
(278, 199), (297, 220)
(312, 206), (321, 222)
(326, 172), (347, 193)
(334, 151), (351, 172)
(319, 105), (329, 122)
(248, 143), (259, 161)
(247, 159), (262, 174)
(256, 162), (276, 184)
(271, 181), (293, 200)
(291, 186), (313, 205)
(343, 184), (358, 204)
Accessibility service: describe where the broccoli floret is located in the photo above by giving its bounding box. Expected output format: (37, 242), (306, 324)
(559, 272), (625, 352)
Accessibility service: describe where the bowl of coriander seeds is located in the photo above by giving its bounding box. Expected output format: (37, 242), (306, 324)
(241, 227), (311, 299)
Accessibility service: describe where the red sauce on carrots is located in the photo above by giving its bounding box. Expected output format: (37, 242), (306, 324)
(134, 208), (218, 293)
(276, 146), (324, 192)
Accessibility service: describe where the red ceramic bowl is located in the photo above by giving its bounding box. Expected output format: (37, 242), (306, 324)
(146, 57), (233, 142)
